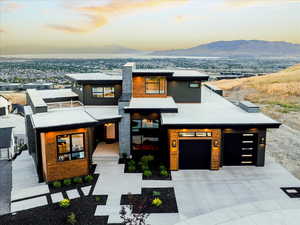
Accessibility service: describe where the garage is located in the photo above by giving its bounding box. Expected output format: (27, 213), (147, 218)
(223, 133), (258, 166)
(179, 140), (212, 169)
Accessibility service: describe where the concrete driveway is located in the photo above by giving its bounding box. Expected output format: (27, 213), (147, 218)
(172, 156), (300, 220)
(0, 160), (12, 216)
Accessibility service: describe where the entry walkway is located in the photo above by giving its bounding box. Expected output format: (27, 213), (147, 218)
(93, 142), (119, 160)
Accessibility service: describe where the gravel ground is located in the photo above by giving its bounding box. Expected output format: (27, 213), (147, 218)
(0, 160), (12, 215)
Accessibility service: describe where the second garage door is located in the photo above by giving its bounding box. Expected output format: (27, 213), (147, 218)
(179, 140), (211, 169)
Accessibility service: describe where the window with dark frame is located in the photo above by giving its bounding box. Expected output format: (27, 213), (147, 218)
(92, 87), (115, 98)
(189, 81), (201, 88)
(145, 77), (165, 94)
(57, 133), (85, 162)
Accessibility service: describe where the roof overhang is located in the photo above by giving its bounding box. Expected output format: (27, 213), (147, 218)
(124, 97), (178, 113)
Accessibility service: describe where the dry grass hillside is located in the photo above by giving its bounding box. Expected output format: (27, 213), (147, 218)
(0, 92), (26, 105)
(209, 64), (300, 178)
(209, 64), (300, 129)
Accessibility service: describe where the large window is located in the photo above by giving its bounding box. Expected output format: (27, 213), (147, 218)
(145, 77), (165, 94)
(92, 87), (115, 98)
(57, 133), (85, 161)
(189, 81), (201, 88)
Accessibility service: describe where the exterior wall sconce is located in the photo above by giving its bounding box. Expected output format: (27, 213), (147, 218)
(259, 137), (266, 145)
(213, 140), (219, 147)
(172, 140), (177, 148)
(104, 123), (113, 127)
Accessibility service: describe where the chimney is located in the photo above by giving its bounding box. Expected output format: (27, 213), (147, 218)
(121, 62), (135, 101)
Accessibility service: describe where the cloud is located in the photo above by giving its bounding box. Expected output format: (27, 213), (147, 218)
(0, 2), (23, 12)
(47, 0), (188, 33)
(224, 0), (300, 7)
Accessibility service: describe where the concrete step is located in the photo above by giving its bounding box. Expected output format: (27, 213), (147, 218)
(93, 155), (119, 161)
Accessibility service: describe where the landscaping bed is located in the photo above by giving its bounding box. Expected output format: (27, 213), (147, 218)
(123, 155), (172, 181)
(48, 174), (99, 194)
(0, 195), (112, 225)
(121, 188), (178, 214)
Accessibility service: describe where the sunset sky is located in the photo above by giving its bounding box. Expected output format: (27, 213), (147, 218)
(0, 0), (300, 54)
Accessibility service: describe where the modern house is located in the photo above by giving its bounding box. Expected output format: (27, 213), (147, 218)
(0, 95), (12, 116)
(0, 127), (15, 160)
(24, 63), (280, 182)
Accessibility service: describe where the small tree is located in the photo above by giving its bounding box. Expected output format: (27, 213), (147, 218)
(119, 193), (150, 225)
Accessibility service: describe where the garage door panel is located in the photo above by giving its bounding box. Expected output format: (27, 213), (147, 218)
(223, 133), (257, 166)
(179, 140), (211, 169)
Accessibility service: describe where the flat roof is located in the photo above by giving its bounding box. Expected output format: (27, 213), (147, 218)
(31, 110), (97, 129)
(31, 106), (122, 129)
(26, 89), (47, 108)
(37, 89), (78, 100)
(125, 97), (178, 112)
(85, 106), (121, 121)
(161, 86), (280, 127)
(66, 73), (122, 82)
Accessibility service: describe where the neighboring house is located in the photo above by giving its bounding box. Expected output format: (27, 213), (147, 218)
(0, 127), (15, 160)
(24, 63), (280, 182)
(0, 95), (12, 116)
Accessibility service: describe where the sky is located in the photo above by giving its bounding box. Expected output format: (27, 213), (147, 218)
(0, 0), (300, 54)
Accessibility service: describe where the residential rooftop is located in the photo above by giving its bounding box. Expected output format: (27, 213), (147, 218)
(125, 97), (178, 112)
(66, 73), (122, 82)
(31, 106), (121, 129)
(161, 86), (280, 127)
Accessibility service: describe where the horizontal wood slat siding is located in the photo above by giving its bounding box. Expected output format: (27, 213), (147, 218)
(40, 128), (89, 182)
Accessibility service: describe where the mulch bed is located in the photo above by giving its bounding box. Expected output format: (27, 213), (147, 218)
(123, 161), (172, 181)
(0, 195), (114, 225)
(121, 188), (178, 214)
(281, 187), (300, 198)
(142, 170), (172, 180)
(48, 174), (99, 194)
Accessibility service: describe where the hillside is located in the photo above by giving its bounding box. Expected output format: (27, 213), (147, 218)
(209, 64), (300, 178)
(151, 40), (300, 57)
(209, 64), (300, 122)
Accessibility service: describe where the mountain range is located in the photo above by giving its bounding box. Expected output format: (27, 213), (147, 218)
(150, 40), (300, 57)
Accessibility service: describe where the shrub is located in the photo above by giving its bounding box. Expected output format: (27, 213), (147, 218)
(73, 177), (83, 184)
(95, 196), (101, 202)
(63, 179), (72, 186)
(141, 164), (149, 171)
(159, 165), (167, 171)
(84, 175), (94, 183)
(52, 181), (62, 188)
(152, 191), (161, 197)
(143, 170), (152, 177)
(160, 170), (169, 177)
(59, 199), (71, 208)
(128, 160), (136, 167)
(152, 198), (162, 207)
(67, 212), (77, 225)
(141, 155), (154, 164)
(128, 165), (136, 172)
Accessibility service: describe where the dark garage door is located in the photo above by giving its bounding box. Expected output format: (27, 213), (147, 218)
(179, 140), (211, 169)
(223, 133), (258, 166)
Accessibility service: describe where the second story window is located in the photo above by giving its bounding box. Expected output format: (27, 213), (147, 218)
(189, 81), (201, 88)
(145, 77), (165, 94)
(92, 87), (115, 98)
